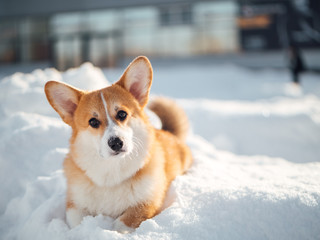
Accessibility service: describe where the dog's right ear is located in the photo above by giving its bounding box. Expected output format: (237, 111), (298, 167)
(116, 56), (153, 108)
(44, 81), (83, 125)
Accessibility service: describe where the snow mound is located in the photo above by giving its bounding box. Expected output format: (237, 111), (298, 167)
(1, 63), (320, 240)
(0, 62), (109, 117)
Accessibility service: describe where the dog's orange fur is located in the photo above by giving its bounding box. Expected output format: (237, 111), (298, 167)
(45, 56), (192, 232)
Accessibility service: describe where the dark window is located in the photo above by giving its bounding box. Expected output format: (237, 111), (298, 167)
(160, 5), (193, 26)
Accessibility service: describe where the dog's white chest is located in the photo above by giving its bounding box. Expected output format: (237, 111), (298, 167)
(71, 175), (153, 218)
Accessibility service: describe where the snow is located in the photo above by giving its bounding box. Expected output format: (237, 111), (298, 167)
(0, 61), (320, 240)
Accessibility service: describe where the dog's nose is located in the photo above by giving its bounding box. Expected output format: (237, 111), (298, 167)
(108, 137), (123, 152)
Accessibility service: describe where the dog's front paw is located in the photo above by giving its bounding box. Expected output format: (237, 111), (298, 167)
(113, 218), (135, 234)
(66, 208), (83, 228)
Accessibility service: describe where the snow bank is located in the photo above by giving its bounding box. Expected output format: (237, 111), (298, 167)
(1, 62), (320, 240)
(179, 96), (320, 163)
(0, 62), (108, 117)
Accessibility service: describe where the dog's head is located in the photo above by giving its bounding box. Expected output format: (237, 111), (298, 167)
(45, 56), (153, 186)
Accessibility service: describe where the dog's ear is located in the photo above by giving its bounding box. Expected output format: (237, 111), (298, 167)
(44, 81), (83, 125)
(116, 56), (153, 107)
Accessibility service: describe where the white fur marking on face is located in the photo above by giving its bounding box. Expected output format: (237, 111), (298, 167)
(100, 92), (134, 158)
(100, 92), (111, 123)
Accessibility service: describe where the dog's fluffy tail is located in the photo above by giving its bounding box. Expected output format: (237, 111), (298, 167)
(148, 97), (189, 141)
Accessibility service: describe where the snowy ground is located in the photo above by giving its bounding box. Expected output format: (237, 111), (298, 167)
(0, 60), (320, 240)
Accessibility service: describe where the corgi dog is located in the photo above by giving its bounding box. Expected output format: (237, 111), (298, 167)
(44, 56), (192, 233)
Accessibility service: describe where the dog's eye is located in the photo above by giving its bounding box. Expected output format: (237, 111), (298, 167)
(116, 110), (127, 121)
(89, 118), (100, 128)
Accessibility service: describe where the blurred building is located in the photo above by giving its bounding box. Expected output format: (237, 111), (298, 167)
(238, 0), (320, 51)
(0, 0), (239, 69)
(0, 0), (319, 70)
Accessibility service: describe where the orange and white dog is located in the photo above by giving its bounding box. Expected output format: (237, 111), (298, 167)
(44, 56), (192, 233)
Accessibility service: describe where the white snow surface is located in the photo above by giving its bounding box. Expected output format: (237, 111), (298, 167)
(0, 62), (320, 240)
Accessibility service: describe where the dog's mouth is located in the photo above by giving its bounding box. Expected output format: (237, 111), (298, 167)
(110, 149), (126, 156)
(99, 148), (127, 159)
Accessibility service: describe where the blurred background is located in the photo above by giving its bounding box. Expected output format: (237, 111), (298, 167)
(0, 0), (319, 72)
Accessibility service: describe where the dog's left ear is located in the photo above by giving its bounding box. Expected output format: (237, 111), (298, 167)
(116, 56), (153, 107)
